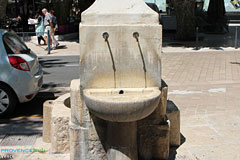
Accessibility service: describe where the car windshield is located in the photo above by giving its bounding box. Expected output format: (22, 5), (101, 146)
(2, 32), (30, 54)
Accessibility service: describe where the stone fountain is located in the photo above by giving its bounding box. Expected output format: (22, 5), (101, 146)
(43, 0), (180, 159)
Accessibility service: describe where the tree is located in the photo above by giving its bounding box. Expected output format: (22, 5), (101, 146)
(51, 0), (73, 25)
(208, 0), (226, 18)
(0, 0), (8, 19)
(171, 0), (196, 40)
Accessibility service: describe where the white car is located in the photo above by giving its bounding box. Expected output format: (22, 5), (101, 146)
(0, 30), (43, 117)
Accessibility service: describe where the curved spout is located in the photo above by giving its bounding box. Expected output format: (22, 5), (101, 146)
(133, 32), (147, 88)
(103, 32), (116, 88)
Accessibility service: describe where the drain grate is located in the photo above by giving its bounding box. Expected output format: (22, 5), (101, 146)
(0, 134), (39, 146)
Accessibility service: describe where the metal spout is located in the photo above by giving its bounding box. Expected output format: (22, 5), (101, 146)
(103, 32), (116, 88)
(133, 32), (147, 88)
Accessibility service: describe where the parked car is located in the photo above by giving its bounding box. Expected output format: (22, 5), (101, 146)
(0, 29), (43, 117)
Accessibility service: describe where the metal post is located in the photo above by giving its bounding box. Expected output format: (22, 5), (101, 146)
(23, 32), (25, 42)
(196, 27), (199, 50)
(47, 30), (51, 54)
(235, 26), (238, 49)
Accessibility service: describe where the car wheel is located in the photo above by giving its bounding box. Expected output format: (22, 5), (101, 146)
(0, 85), (17, 118)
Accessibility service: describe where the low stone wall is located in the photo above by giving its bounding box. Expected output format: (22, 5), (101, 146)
(43, 93), (71, 153)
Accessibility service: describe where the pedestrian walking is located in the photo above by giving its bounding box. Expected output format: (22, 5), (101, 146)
(34, 13), (46, 46)
(49, 10), (59, 49)
(42, 8), (53, 50)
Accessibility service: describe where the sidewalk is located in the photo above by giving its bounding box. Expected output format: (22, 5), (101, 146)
(162, 51), (240, 160)
(25, 41), (79, 57)
(26, 40), (240, 57)
(26, 26), (240, 56)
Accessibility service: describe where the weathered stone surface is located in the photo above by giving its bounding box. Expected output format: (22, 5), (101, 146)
(83, 87), (161, 122)
(51, 117), (70, 153)
(51, 94), (71, 153)
(167, 100), (181, 146)
(70, 122), (89, 160)
(138, 122), (170, 160)
(88, 114), (107, 160)
(70, 79), (83, 124)
(43, 100), (54, 143)
(106, 121), (138, 160)
(158, 80), (168, 116)
(74, 0), (167, 159)
(81, 0), (159, 25)
(137, 83), (168, 127)
(79, 24), (162, 89)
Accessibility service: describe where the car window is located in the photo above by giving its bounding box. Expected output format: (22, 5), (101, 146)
(2, 32), (29, 55)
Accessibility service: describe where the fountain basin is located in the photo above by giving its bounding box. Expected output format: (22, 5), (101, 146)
(83, 87), (161, 122)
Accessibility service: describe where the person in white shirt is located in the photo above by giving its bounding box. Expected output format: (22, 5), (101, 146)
(42, 8), (53, 50)
(49, 10), (59, 49)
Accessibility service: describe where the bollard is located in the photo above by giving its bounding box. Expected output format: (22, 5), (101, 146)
(196, 27), (199, 50)
(23, 32), (25, 42)
(235, 26), (238, 49)
(47, 30), (51, 54)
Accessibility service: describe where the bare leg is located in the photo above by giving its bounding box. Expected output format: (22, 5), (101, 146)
(51, 30), (59, 48)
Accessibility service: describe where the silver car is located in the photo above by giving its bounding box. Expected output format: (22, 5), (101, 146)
(0, 30), (43, 117)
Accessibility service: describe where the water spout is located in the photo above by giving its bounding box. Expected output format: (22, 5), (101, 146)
(103, 32), (116, 88)
(133, 32), (147, 88)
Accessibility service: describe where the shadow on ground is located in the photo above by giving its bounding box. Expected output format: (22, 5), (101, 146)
(56, 45), (67, 50)
(231, 62), (240, 65)
(168, 134), (186, 160)
(39, 58), (68, 68)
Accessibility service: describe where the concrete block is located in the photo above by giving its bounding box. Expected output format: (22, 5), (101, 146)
(138, 122), (170, 160)
(167, 100), (181, 146)
(43, 100), (54, 143)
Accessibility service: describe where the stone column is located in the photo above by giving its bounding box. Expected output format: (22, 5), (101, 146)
(70, 79), (107, 160)
(106, 122), (138, 160)
(43, 100), (54, 143)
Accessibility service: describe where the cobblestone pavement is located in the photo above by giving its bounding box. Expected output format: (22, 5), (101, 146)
(163, 52), (240, 160)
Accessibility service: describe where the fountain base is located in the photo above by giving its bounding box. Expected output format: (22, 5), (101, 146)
(42, 79), (180, 159)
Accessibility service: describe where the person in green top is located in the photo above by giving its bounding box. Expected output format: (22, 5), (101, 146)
(34, 13), (46, 46)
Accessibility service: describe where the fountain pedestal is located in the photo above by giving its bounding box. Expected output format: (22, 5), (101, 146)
(68, 79), (180, 160)
(68, 0), (180, 159)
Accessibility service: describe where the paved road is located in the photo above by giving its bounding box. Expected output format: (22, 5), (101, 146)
(39, 55), (80, 88)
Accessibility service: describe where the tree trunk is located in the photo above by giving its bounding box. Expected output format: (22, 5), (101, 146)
(207, 0), (227, 33)
(208, 0), (225, 18)
(171, 0), (196, 40)
(0, 0), (8, 19)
